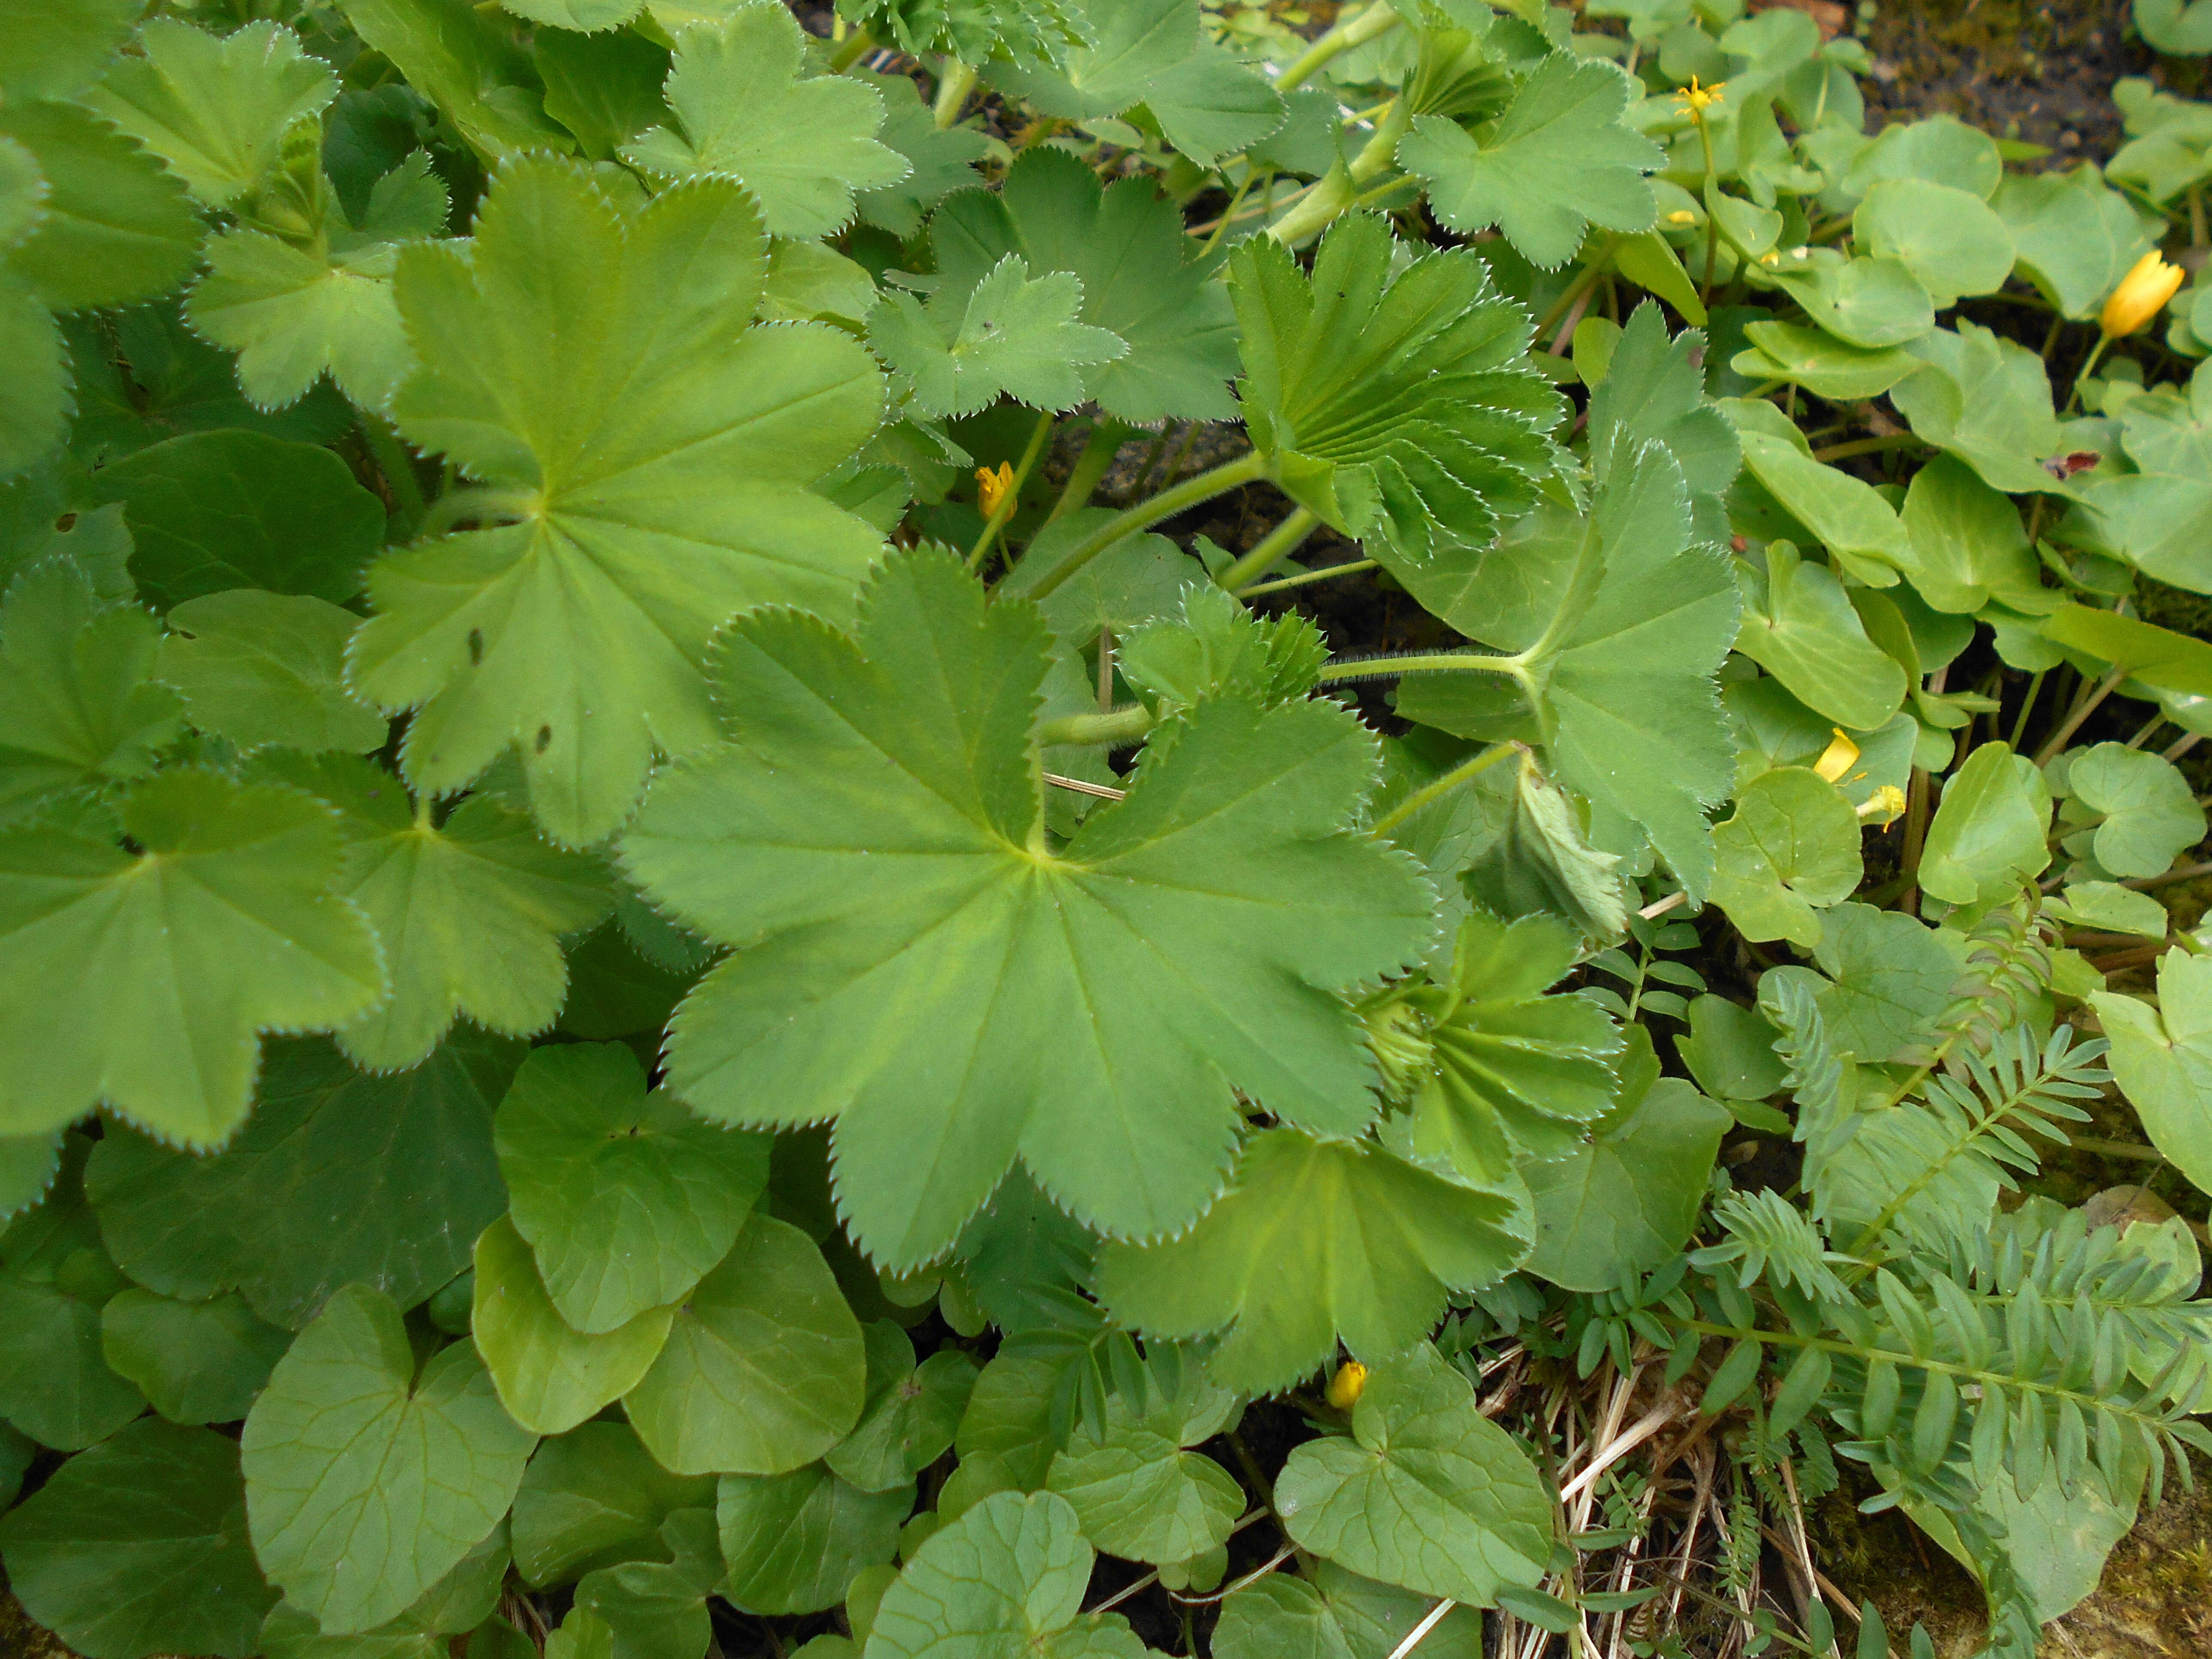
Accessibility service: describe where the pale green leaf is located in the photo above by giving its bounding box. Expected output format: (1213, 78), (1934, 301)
(1732, 321), (1923, 401)
(100, 1287), (292, 1426)
(0, 0), (140, 101)
(1525, 1076), (1731, 1292)
(620, 547), (1434, 1267)
(621, 4), (906, 239)
(1143, 39), (1290, 167)
(0, 771), (386, 1146)
(1725, 397), (1913, 584)
(1855, 179), (2014, 306)
(496, 1042), (769, 1335)
(1118, 583), (1325, 716)
(243, 1284), (538, 1635)
(1844, 115), (2003, 199)
(339, 0), (573, 158)
(352, 157), (885, 846)
(1990, 167), (2153, 321)
(869, 253), (1126, 418)
(157, 591), (387, 755)
(0, 1130), (61, 1221)
(1890, 322), (2066, 498)
(1045, 1379), (1243, 1566)
(1765, 252), (1933, 352)
(2059, 743), (2206, 880)
(2046, 880), (2169, 939)
(1708, 766), (1863, 948)
(1732, 542), (1908, 729)
(0, 101), (203, 313)
(1918, 741), (2052, 906)
(2094, 951), (2212, 1197)
(624, 1213), (866, 1477)
(1778, 902), (1960, 1063)
(841, 0), (1092, 70)
(1212, 1563), (1486, 1659)
(1095, 1129), (1526, 1396)
(1451, 750), (1629, 942)
(85, 20), (337, 210)
(954, 1351), (1062, 1491)
(512, 1421), (713, 1589)
(854, 70), (988, 239)
(0, 1418), (276, 1659)
(716, 1463), (910, 1614)
(1274, 1343), (1550, 1607)
(471, 1216), (673, 1437)
(1898, 454), (2048, 615)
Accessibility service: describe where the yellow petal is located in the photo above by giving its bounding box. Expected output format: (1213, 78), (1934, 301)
(976, 461), (1016, 518)
(1858, 784), (1908, 826)
(1325, 1360), (1368, 1409)
(1813, 728), (1860, 783)
(2101, 251), (2186, 339)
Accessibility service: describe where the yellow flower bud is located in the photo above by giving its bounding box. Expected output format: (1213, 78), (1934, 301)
(1325, 1360), (1368, 1409)
(1812, 728), (1860, 784)
(1667, 210), (1697, 225)
(2100, 251), (2185, 339)
(976, 461), (1016, 518)
(1858, 784), (1908, 826)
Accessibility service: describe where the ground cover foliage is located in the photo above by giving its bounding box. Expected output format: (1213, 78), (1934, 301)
(4, 0), (2212, 1655)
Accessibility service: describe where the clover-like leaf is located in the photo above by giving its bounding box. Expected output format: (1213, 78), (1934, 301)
(1044, 1373), (1243, 1566)
(2058, 743), (2206, 880)
(472, 1215), (674, 1436)
(1917, 741), (2051, 907)
(1095, 1129), (1527, 1395)
(621, 4), (906, 240)
(1401, 54), (1662, 269)
(512, 1421), (713, 1589)
(0, 559), (183, 825)
(928, 148), (1237, 423)
(85, 1032), (520, 1330)
(623, 1212), (866, 1477)
(827, 1322), (979, 1494)
(157, 592), (387, 756)
(0, 1418), (277, 1659)
(1273, 1343), (1549, 1607)
(717, 1462), (911, 1615)
(495, 1042), (770, 1335)
(2095, 951), (2212, 1198)
(0, 770), (386, 1146)
(1708, 767), (1864, 949)
(866, 1490), (1147, 1659)
(869, 253), (1127, 419)
(243, 1284), (538, 1635)
(260, 754), (612, 1071)
(1231, 214), (1562, 566)
(350, 155), (886, 847)
(620, 547), (1436, 1267)
(84, 20), (336, 210)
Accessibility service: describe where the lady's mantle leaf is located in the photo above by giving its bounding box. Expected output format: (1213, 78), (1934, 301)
(1273, 1343), (1550, 1607)
(1400, 55), (1662, 269)
(623, 1212), (866, 1477)
(2095, 951), (2212, 1198)
(350, 155), (886, 847)
(866, 1490), (1147, 1659)
(261, 754), (613, 1072)
(1231, 214), (1563, 566)
(620, 546), (1437, 1269)
(928, 148), (1238, 423)
(1094, 1130), (1527, 1396)
(471, 1215), (673, 1436)
(242, 1284), (538, 1635)
(156, 591), (388, 756)
(0, 771), (385, 1146)
(495, 1042), (770, 1334)
(868, 253), (1127, 418)
(0, 1418), (277, 1659)
(0, 101), (203, 314)
(621, 4), (907, 240)
(839, 0), (1093, 70)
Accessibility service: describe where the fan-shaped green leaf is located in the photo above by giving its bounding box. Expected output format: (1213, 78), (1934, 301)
(1274, 1343), (1549, 1607)
(99, 1288), (292, 1426)
(471, 1216), (673, 1436)
(512, 1421), (714, 1589)
(1856, 179), (2015, 306)
(854, 70), (988, 238)
(869, 253), (1127, 418)
(0, 770), (386, 1146)
(1709, 766), (1864, 948)
(1117, 584), (1325, 716)
(0, 101), (203, 313)
(0, 0), (140, 102)
(157, 592), (386, 756)
(351, 156), (885, 846)
(243, 1284), (538, 1635)
(621, 5), (906, 239)
(1898, 455), (2048, 615)
(0, 276), (65, 483)
(624, 1213), (866, 1477)
(1401, 55), (1662, 268)
(838, 0), (1093, 70)
(2059, 743), (2206, 879)
(717, 1463), (911, 1615)
(1095, 1130), (1527, 1395)
(84, 20), (337, 210)
(0, 1418), (275, 1659)
(620, 547), (1434, 1267)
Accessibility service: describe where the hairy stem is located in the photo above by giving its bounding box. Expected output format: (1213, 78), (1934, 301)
(1220, 508), (1322, 592)
(1368, 744), (1515, 840)
(1236, 557), (1378, 599)
(1277, 0), (1404, 93)
(1020, 451), (1270, 601)
(1037, 704), (1156, 749)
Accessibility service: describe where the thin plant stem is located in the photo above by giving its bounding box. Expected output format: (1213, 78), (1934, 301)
(827, 27), (874, 70)
(1020, 451), (1269, 601)
(1536, 253), (1612, 341)
(1315, 649), (1524, 685)
(2164, 731), (2203, 763)
(1200, 168), (1267, 257)
(1368, 744), (1514, 840)
(1219, 507), (1321, 592)
(1276, 0), (1404, 93)
(2007, 668), (2047, 750)
(1159, 419), (1204, 489)
(1811, 434), (1923, 462)
(2034, 668), (2127, 764)
(1235, 558), (1378, 598)
(966, 409), (1054, 571)
(2126, 858), (2212, 889)
(2067, 334), (2111, 413)
(933, 58), (977, 127)
(1045, 418), (1133, 523)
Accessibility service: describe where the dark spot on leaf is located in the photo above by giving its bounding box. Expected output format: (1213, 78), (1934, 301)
(535, 724), (553, 754)
(53, 512), (76, 533)
(467, 628), (485, 665)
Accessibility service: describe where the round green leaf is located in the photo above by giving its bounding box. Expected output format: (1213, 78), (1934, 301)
(2060, 743), (2206, 880)
(471, 1216), (673, 1437)
(2095, 951), (2212, 1198)
(1045, 1380), (1243, 1566)
(1708, 766), (1864, 949)
(0, 1417), (276, 1659)
(511, 1420), (714, 1589)
(1856, 179), (2015, 305)
(496, 1042), (770, 1334)
(1919, 742), (2052, 906)
(716, 1462), (910, 1614)
(100, 1287), (292, 1426)
(243, 1284), (538, 1635)
(624, 1212), (865, 1477)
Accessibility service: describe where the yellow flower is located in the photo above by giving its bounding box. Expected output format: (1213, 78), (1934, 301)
(2101, 251), (2186, 339)
(976, 461), (1016, 518)
(1666, 209), (1697, 225)
(1676, 76), (1726, 118)
(1858, 784), (1908, 826)
(1325, 1360), (1368, 1409)
(1812, 728), (1860, 784)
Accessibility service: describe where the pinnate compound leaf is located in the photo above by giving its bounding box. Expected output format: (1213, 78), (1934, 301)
(261, 753), (613, 1071)
(157, 591), (387, 755)
(85, 1033), (520, 1329)
(928, 147), (1237, 423)
(621, 4), (906, 239)
(496, 1042), (770, 1334)
(868, 253), (1126, 418)
(1917, 741), (2051, 906)
(1709, 766), (1864, 948)
(0, 1418), (276, 1659)
(866, 1489), (1148, 1659)
(0, 101), (203, 313)
(623, 1212), (866, 1477)
(1232, 214), (1562, 565)
(1274, 1343), (1549, 1607)
(0, 771), (385, 1145)
(99, 1287), (292, 1426)
(512, 1421), (714, 1589)
(1212, 1565), (1486, 1659)
(0, 559), (183, 824)
(243, 1284), (538, 1635)
(2095, 951), (2212, 1198)
(1095, 1129), (1527, 1396)
(353, 156), (886, 846)
(84, 20), (337, 210)
(716, 1463), (910, 1615)
(826, 1322), (979, 1493)
(1401, 55), (1662, 269)
(471, 1216), (674, 1436)
(620, 547), (1436, 1268)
